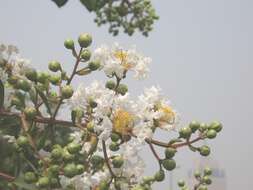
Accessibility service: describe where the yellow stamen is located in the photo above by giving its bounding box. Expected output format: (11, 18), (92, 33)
(114, 50), (133, 70)
(113, 109), (133, 134)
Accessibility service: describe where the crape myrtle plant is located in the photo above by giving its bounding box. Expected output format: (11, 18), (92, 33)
(51, 0), (159, 36)
(0, 33), (222, 190)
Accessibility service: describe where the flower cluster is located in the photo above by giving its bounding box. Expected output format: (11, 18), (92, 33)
(0, 33), (222, 190)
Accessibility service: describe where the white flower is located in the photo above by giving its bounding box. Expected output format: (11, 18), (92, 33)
(94, 116), (112, 140)
(93, 43), (151, 79)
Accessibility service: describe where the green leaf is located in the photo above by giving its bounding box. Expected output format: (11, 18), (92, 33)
(0, 79), (4, 109)
(35, 86), (52, 115)
(51, 0), (68, 7)
(80, 0), (97, 11)
(76, 68), (91, 76)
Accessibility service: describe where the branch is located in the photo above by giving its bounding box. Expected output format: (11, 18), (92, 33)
(146, 138), (161, 161)
(0, 172), (15, 181)
(102, 140), (116, 178)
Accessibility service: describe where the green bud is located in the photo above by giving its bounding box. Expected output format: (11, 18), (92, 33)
(91, 155), (104, 165)
(194, 170), (201, 178)
(106, 80), (116, 90)
(61, 85), (73, 99)
(198, 185), (208, 190)
(88, 60), (100, 71)
(51, 148), (63, 160)
(199, 145), (210, 156)
(109, 142), (120, 151)
(203, 176), (212, 185)
(189, 120), (200, 132)
(162, 159), (176, 171)
(24, 107), (37, 120)
(63, 150), (75, 162)
(76, 164), (85, 175)
(117, 84), (128, 95)
(165, 147), (177, 159)
(49, 74), (61, 85)
(78, 33), (92, 48)
(177, 180), (185, 187)
(87, 121), (95, 132)
(24, 172), (37, 184)
(11, 97), (23, 108)
(37, 177), (50, 188)
(112, 156), (124, 168)
(88, 99), (97, 108)
(111, 132), (120, 142)
(199, 123), (208, 132)
(50, 178), (59, 188)
(8, 76), (18, 85)
(64, 39), (75, 50)
(17, 136), (29, 147)
(17, 79), (31, 92)
(204, 167), (212, 176)
(99, 180), (110, 190)
(81, 49), (91, 61)
(49, 164), (60, 175)
(154, 170), (165, 182)
(206, 129), (217, 139)
(49, 61), (61, 72)
(67, 142), (81, 154)
(209, 121), (223, 132)
(179, 127), (192, 139)
(25, 68), (37, 82)
(37, 72), (49, 84)
(63, 163), (77, 178)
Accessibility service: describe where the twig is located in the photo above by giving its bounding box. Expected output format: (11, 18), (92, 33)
(0, 172), (15, 181)
(102, 140), (116, 178)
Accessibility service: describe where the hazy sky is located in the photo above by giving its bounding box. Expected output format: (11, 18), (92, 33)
(1, 0), (253, 189)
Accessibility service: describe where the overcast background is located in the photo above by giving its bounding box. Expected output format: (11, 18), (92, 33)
(1, 0), (253, 189)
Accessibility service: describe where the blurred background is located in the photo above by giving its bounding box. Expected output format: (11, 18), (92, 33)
(1, 0), (253, 189)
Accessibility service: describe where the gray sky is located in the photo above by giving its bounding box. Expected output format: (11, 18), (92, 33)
(1, 0), (253, 189)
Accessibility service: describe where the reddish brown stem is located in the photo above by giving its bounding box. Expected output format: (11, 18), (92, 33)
(0, 172), (15, 181)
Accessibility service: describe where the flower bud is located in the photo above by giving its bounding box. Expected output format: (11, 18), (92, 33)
(17, 135), (29, 147)
(49, 74), (61, 85)
(67, 142), (81, 154)
(61, 85), (73, 99)
(78, 33), (92, 48)
(91, 155), (104, 165)
(48, 61), (61, 72)
(203, 176), (212, 185)
(24, 107), (37, 120)
(179, 127), (192, 139)
(49, 164), (60, 175)
(87, 121), (95, 132)
(199, 145), (210, 156)
(63, 163), (77, 178)
(51, 148), (63, 160)
(162, 159), (176, 171)
(112, 156), (124, 168)
(110, 132), (120, 142)
(198, 185), (208, 190)
(81, 49), (91, 61)
(25, 68), (37, 82)
(154, 170), (165, 182)
(8, 76), (18, 85)
(76, 164), (85, 175)
(194, 170), (201, 178)
(17, 79), (31, 92)
(109, 142), (119, 151)
(189, 120), (200, 132)
(64, 39), (75, 50)
(99, 180), (110, 190)
(177, 180), (185, 187)
(199, 123), (208, 132)
(165, 147), (177, 159)
(88, 60), (100, 71)
(206, 129), (217, 139)
(117, 84), (128, 95)
(37, 177), (50, 188)
(63, 150), (75, 162)
(209, 121), (222, 132)
(106, 80), (116, 90)
(37, 72), (49, 84)
(204, 167), (212, 176)
(24, 172), (37, 184)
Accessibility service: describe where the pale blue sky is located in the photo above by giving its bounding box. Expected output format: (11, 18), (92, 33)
(1, 0), (253, 189)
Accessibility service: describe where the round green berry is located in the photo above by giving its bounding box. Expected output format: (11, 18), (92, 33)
(37, 72), (49, 84)
(204, 167), (212, 176)
(17, 136), (29, 147)
(17, 79), (31, 92)
(81, 49), (91, 61)
(49, 75), (61, 85)
(206, 129), (217, 139)
(24, 107), (37, 120)
(117, 84), (128, 95)
(88, 60), (100, 71)
(63, 163), (77, 178)
(99, 180), (110, 190)
(162, 159), (176, 171)
(203, 176), (212, 185)
(194, 170), (201, 178)
(64, 39), (74, 50)
(61, 85), (73, 99)
(112, 156), (124, 168)
(25, 68), (37, 81)
(179, 127), (192, 139)
(177, 179), (185, 187)
(106, 80), (116, 90)
(199, 123), (208, 132)
(67, 142), (81, 154)
(165, 147), (177, 159)
(111, 133), (120, 142)
(76, 164), (85, 175)
(199, 145), (210, 156)
(37, 176), (50, 188)
(78, 33), (92, 48)
(51, 148), (63, 160)
(189, 120), (200, 132)
(91, 155), (104, 165)
(154, 170), (165, 182)
(48, 61), (61, 72)
(63, 150), (75, 162)
(209, 121), (223, 132)
(24, 172), (37, 184)
(198, 185), (208, 190)
(109, 142), (120, 151)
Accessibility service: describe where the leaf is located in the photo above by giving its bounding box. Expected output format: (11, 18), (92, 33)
(79, 0), (97, 11)
(35, 86), (52, 115)
(51, 0), (68, 7)
(0, 79), (4, 109)
(76, 68), (91, 76)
